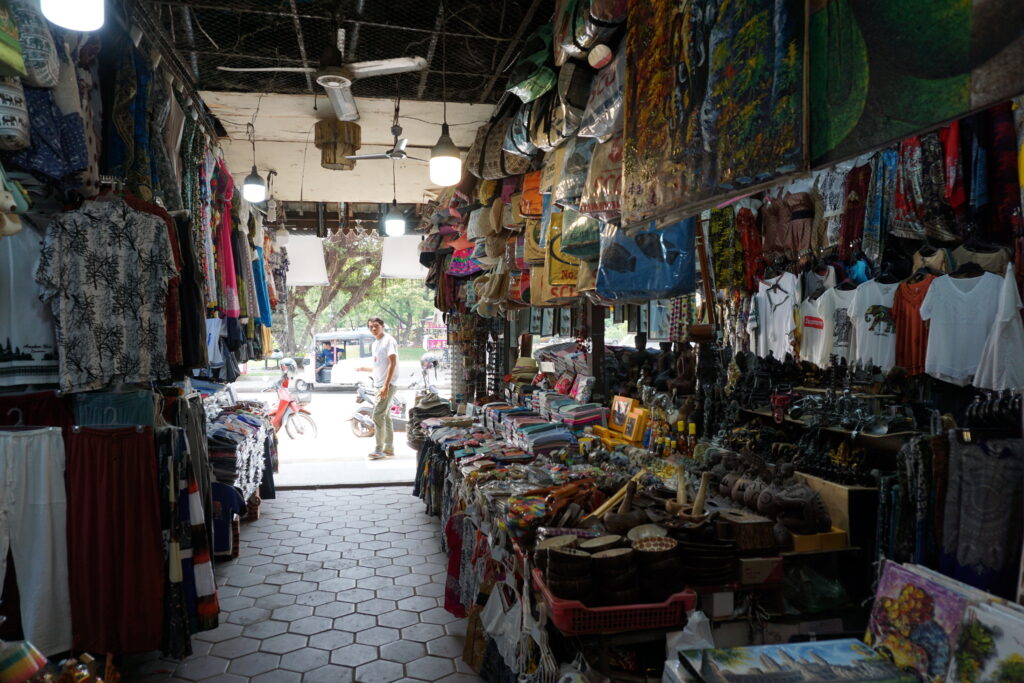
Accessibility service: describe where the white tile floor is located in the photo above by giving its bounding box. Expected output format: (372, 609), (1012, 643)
(122, 488), (481, 683)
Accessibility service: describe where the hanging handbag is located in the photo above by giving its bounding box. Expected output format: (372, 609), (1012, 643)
(551, 60), (592, 140)
(553, 136), (598, 209)
(524, 219), (545, 265)
(503, 98), (539, 158)
(466, 106), (533, 181)
(579, 131), (623, 221)
(0, 76), (28, 151)
(554, 0), (626, 65)
(560, 208), (602, 261)
(596, 216), (696, 301)
(519, 172), (544, 218)
(0, 2), (26, 78)
(7, 0), (57, 87)
(545, 212), (580, 286)
(578, 42), (625, 141)
(506, 25), (556, 104)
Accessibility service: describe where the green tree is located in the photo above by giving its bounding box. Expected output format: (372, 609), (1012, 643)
(342, 279), (435, 346)
(273, 231), (382, 355)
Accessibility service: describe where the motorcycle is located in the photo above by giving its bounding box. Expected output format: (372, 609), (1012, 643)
(350, 381), (409, 438)
(265, 360), (318, 440)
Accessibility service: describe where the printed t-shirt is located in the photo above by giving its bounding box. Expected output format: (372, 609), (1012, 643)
(798, 297), (829, 366)
(892, 275), (935, 375)
(920, 273), (1003, 386)
(371, 333), (399, 387)
(850, 279), (900, 371)
(816, 286), (857, 364)
(756, 272), (800, 360)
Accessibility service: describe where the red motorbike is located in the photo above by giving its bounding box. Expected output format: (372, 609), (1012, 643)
(265, 360), (317, 440)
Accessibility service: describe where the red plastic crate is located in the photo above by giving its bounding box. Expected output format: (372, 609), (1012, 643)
(532, 568), (696, 636)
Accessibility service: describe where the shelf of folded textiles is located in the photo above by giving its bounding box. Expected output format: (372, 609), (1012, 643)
(739, 407), (919, 449)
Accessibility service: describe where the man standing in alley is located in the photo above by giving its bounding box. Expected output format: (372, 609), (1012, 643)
(360, 317), (398, 460)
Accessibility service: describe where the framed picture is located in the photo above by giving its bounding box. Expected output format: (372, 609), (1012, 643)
(639, 304), (649, 334)
(610, 395), (636, 433)
(613, 306), (625, 324)
(542, 308), (555, 337)
(649, 299), (672, 341)
(529, 307), (542, 335)
(623, 408), (649, 442)
(560, 308), (572, 336)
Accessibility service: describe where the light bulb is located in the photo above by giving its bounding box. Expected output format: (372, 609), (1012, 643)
(429, 123), (462, 186)
(243, 166), (266, 203)
(382, 203), (405, 236)
(41, 0), (104, 31)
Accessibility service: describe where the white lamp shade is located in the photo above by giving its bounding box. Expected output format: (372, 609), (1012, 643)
(429, 123), (462, 187)
(243, 167), (266, 203)
(42, 0), (104, 31)
(384, 218), (406, 236)
(429, 154), (462, 187)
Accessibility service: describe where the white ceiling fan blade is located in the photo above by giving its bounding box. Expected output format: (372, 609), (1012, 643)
(323, 85), (360, 122)
(395, 138), (409, 153)
(345, 154), (391, 160)
(346, 57), (428, 80)
(405, 157), (428, 163)
(217, 66), (317, 73)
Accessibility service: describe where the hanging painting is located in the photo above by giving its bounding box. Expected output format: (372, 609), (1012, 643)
(622, 0), (806, 224)
(810, 0), (1024, 166)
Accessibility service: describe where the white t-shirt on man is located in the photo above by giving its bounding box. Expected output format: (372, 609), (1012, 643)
(371, 333), (399, 387)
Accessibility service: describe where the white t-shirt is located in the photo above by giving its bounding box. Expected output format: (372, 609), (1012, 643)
(816, 286), (857, 365)
(798, 297), (829, 366)
(371, 333), (399, 387)
(920, 272), (1003, 386)
(1, 224), (59, 386)
(849, 279), (900, 371)
(756, 272), (800, 360)
(974, 263), (1024, 391)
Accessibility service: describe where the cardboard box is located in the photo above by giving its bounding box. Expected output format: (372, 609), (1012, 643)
(789, 526), (849, 553)
(705, 591), (735, 619)
(739, 557), (784, 585)
(795, 471), (877, 550)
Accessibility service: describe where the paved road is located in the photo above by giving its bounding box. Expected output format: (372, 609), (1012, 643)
(235, 386), (425, 487)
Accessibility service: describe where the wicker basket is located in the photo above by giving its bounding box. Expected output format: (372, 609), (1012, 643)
(314, 120), (361, 170)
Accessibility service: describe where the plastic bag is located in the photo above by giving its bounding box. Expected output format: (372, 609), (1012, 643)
(507, 25), (556, 103)
(596, 217), (696, 301)
(578, 46), (625, 141)
(553, 136), (598, 209)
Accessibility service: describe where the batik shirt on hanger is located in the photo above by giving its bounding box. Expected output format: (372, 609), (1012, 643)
(35, 198), (178, 392)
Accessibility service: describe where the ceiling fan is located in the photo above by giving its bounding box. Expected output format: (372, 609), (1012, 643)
(216, 28), (426, 122)
(346, 99), (427, 163)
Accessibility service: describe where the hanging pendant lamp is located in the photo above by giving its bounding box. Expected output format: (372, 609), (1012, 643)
(429, 1), (461, 186)
(41, 0), (104, 31)
(381, 161), (405, 236)
(243, 122), (266, 203)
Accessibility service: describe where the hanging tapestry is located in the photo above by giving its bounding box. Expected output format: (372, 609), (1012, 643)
(810, 0), (1024, 166)
(622, 0), (805, 224)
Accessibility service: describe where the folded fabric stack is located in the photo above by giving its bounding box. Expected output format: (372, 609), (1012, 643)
(556, 403), (607, 432)
(207, 408), (268, 500)
(407, 392), (454, 449)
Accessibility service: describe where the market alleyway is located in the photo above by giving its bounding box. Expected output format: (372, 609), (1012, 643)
(122, 488), (481, 683)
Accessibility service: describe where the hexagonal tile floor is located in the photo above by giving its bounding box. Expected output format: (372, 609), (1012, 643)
(122, 488), (482, 683)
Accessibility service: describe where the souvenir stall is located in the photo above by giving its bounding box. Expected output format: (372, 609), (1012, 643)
(413, 0), (1024, 680)
(0, 1), (278, 675)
